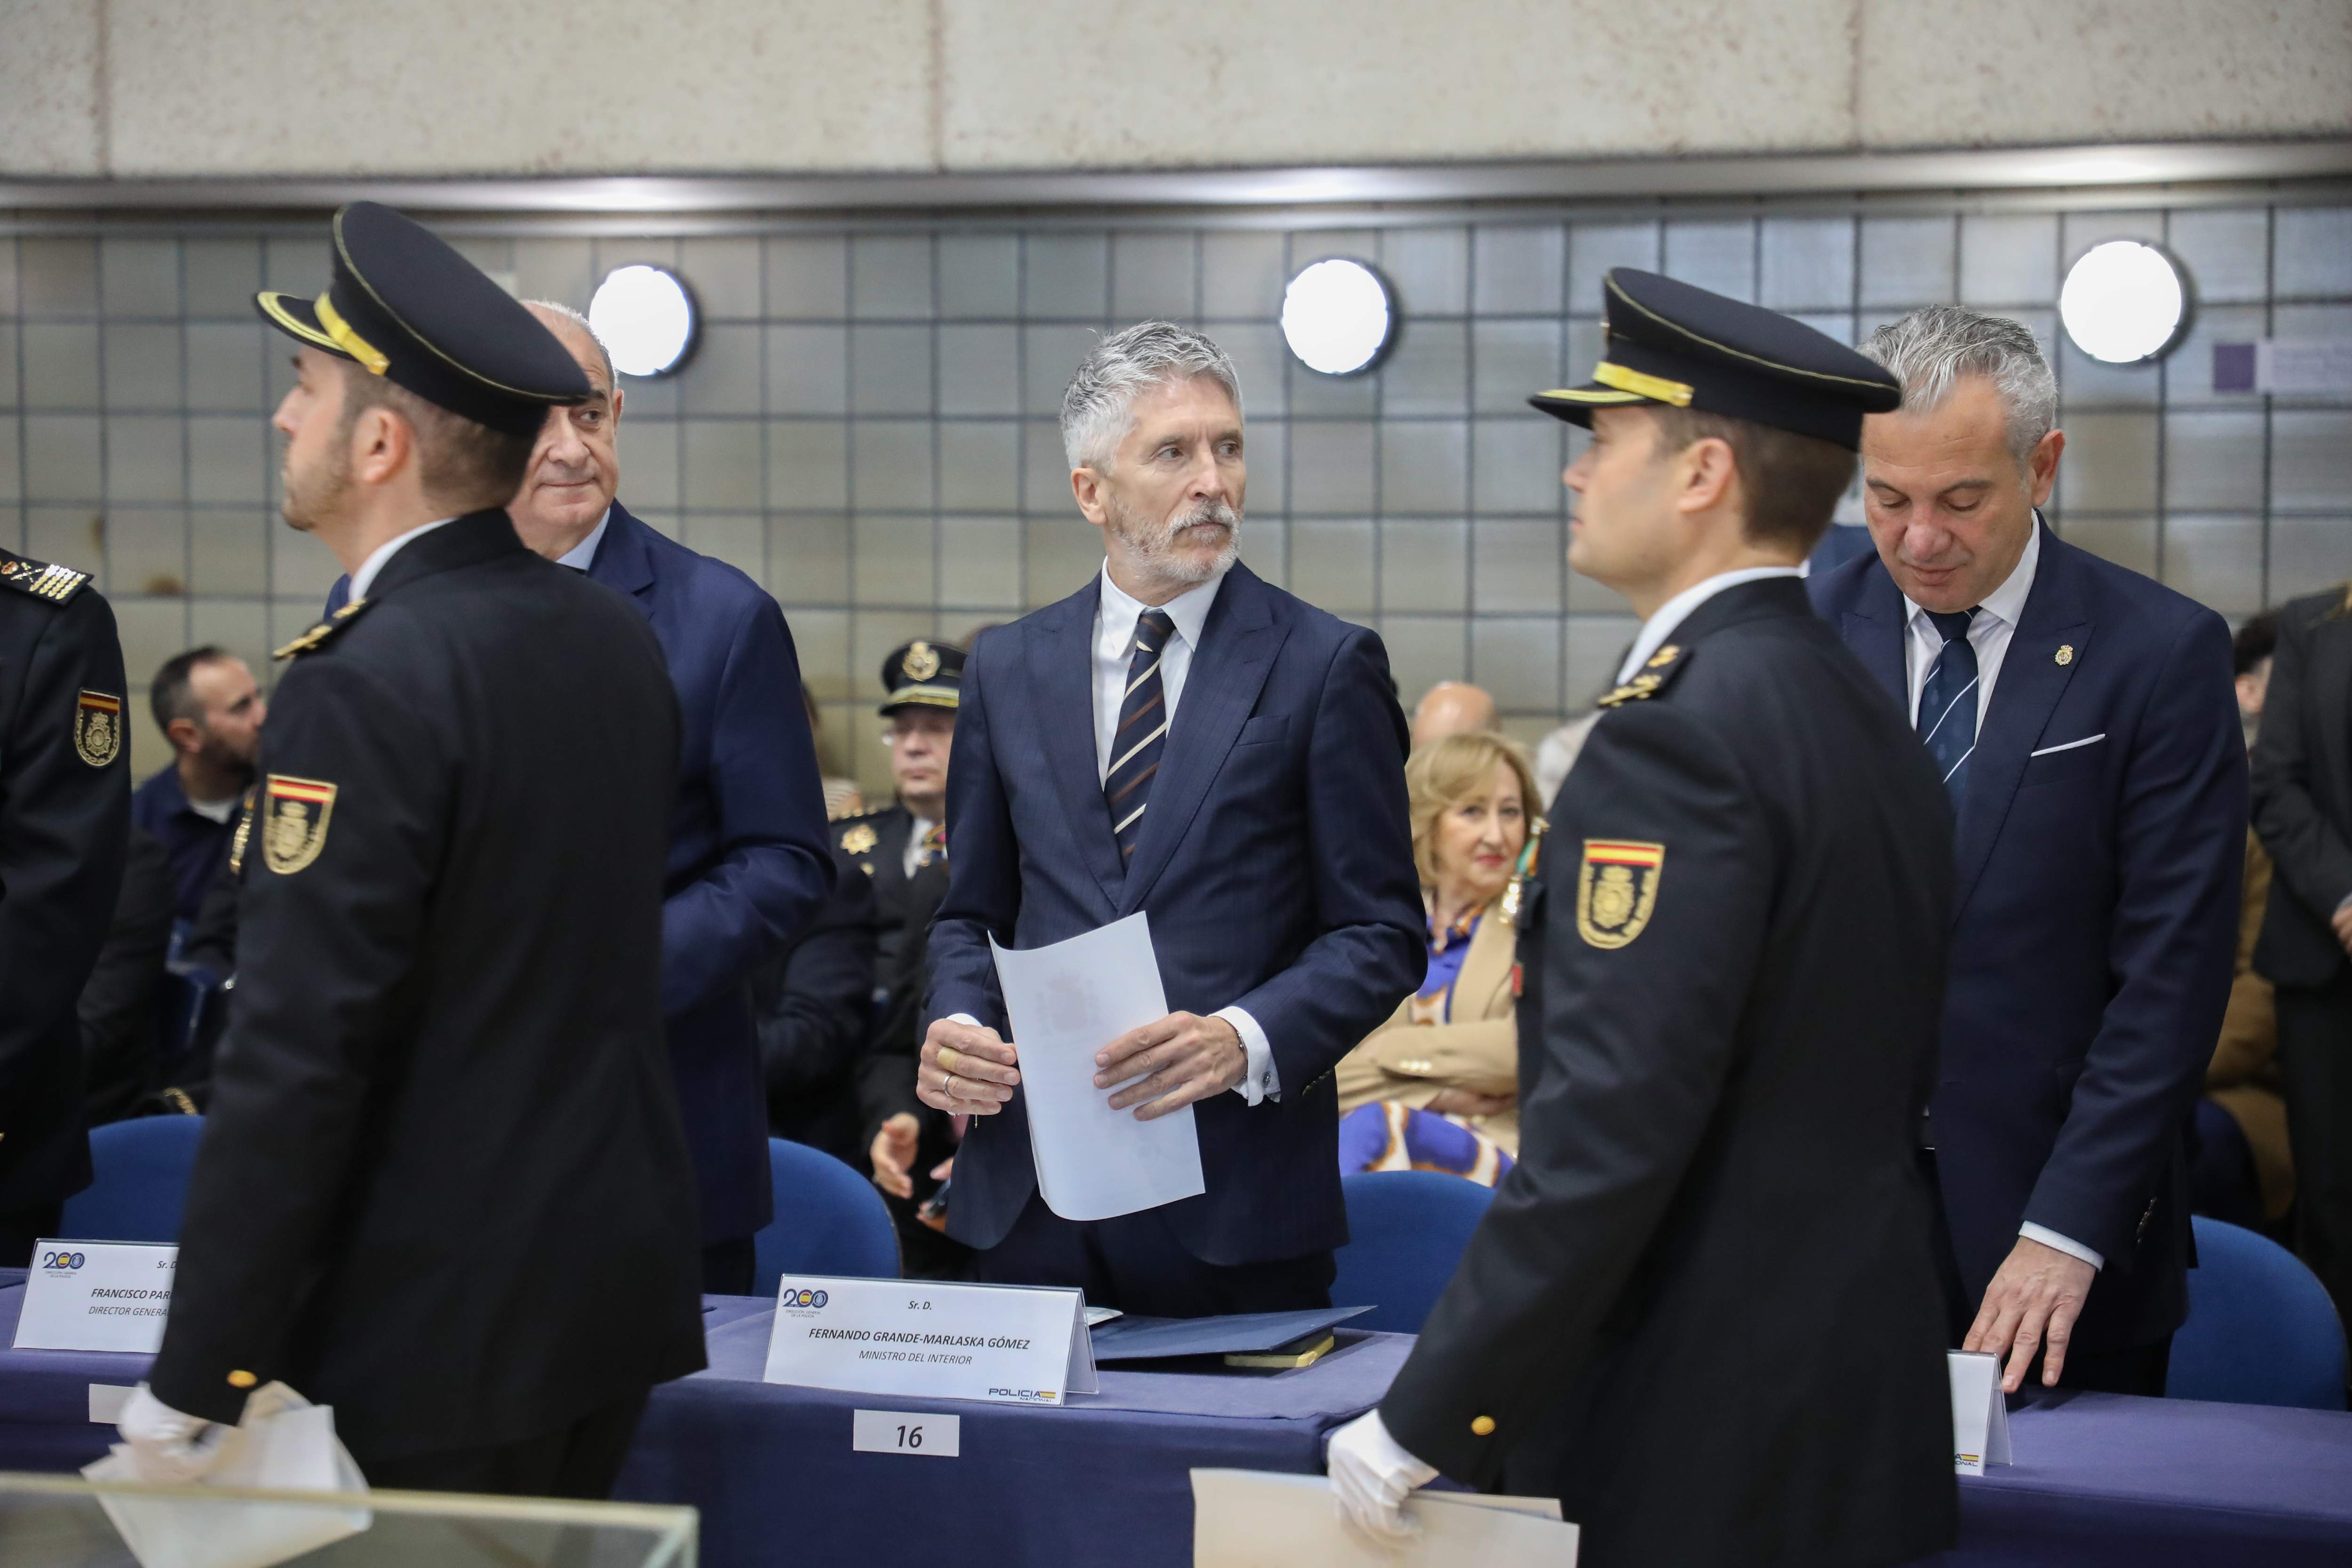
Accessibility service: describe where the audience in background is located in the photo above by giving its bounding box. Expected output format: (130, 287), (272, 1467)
(1531, 706), (1600, 809)
(2251, 583), (2352, 1332)
(75, 828), (177, 1124)
(1335, 732), (1537, 1184)
(752, 842), (880, 1161)
(131, 647), (266, 925)
(2193, 610), (2292, 1234)
(1408, 679), (1496, 748)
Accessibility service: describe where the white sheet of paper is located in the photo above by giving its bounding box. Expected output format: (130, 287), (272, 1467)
(990, 912), (1206, 1221)
(85, 1383), (370, 1568)
(1947, 1349), (2012, 1475)
(1191, 1470), (1576, 1568)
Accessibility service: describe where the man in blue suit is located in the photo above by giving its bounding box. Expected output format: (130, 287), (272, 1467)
(327, 302), (834, 1292)
(919, 322), (1424, 1314)
(1810, 306), (2244, 1395)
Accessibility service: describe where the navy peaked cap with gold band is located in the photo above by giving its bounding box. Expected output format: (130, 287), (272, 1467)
(254, 202), (589, 437)
(1532, 268), (1902, 450)
(879, 638), (965, 714)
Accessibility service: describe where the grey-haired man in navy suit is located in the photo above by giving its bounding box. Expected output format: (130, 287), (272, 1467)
(917, 323), (1424, 1316)
(1809, 306), (2245, 1397)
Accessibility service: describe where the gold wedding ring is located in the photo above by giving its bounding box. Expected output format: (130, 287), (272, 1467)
(938, 1045), (963, 1072)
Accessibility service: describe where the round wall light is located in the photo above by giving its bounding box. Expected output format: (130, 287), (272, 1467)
(588, 263), (699, 378)
(2058, 241), (2189, 365)
(1281, 258), (1397, 377)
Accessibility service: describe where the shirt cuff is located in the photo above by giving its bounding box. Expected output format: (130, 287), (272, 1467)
(2019, 1222), (2105, 1272)
(1216, 1006), (1280, 1105)
(948, 1013), (981, 1028)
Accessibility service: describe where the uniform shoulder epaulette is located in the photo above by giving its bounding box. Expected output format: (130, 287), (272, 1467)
(0, 554), (93, 606)
(1596, 641), (1694, 708)
(272, 597), (375, 661)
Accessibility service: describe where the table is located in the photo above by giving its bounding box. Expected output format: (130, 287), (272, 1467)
(5, 1274), (2349, 1568)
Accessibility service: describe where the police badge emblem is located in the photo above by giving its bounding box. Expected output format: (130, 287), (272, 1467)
(74, 690), (123, 767)
(903, 641), (942, 682)
(1576, 839), (1664, 949)
(840, 823), (879, 856)
(262, 774), (338, 875)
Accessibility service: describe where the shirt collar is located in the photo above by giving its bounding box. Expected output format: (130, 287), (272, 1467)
(1902, 511), (2042, 633)
(1617, 565), (1806, 684)
(348, 516), (460, 603)
(1097, 559), (1227, 649)
(554, 508), (612, 573)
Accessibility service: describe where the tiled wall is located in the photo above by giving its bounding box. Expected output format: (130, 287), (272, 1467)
(4, 201), (2349, 791)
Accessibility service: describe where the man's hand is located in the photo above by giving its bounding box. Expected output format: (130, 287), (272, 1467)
(118, 1383), (232, 1483)
(1964, 1235), (2098, 1393)
(1327, 1409), (1438, 1543)
(917, 1018), (1019, 1118)
(1095, 1012), (1246, 1120)
(2332, 900), (2352, 954)
(870, 1113), (921, 1199)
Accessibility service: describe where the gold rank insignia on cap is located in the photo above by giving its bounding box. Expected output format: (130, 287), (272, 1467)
(262, 775), (338, 875)
(1578, 840), (1664, 949)
(2056, 645), (2075, 666)
(903, 640), (941, 681)
(73, 690), (123, 767)
(840, 823), (879, 856)
(227, 1369), (257, 1389)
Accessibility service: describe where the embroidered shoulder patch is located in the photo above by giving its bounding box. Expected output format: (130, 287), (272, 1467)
(0, 556), (92, 605)
(1576, 840), (1664, 948)
(262, 775), (338, 875)
(74, 691), (124, 767)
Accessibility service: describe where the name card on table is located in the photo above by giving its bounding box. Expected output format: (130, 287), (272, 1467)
(763, 1277), (1099, 1406)
(1948, 1350), (2012, 1475)
(13, 1241), (177, 1353)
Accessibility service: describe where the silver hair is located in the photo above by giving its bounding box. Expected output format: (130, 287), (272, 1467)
(1861, 306), (2058, 465)
(521, 298), (617, 393)
(1060, 321), (1243, 472)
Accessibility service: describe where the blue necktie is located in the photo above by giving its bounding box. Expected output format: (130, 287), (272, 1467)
(1106, 609), (1175, 864)
(1917, 608), (1980, 806)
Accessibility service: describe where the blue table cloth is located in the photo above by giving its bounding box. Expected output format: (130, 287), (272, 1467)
(4, 1274), (2348, 1568)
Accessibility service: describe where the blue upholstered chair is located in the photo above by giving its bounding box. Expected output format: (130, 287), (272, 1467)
(1330, 1170), (1496, 1334)
(749, 1138), (901, 1299)
(2167, 1216), (2347, 1410)
(59, 1115), (206, 1244)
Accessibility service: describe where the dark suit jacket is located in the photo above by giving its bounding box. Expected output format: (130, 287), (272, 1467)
(754, 844), (880, 1161)
(1382, 580), (1957, 1568)
(1810, 524), (2245, 1350)
(329, 501), (834, 1244)
(925, 562), (1424, 1265)
(77, 826), (178, 1124)
(151, 513), (705, 1458)
(2251, 588), (2352, 990)
(0, 557), (128, 1216)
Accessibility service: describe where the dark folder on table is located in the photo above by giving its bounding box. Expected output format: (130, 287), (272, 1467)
(1088, 1306), (1373, 1367)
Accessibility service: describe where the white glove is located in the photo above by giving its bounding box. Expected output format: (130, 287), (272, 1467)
(1327, 1408), (1439, 1543)
(117, 1382), (233, 1483)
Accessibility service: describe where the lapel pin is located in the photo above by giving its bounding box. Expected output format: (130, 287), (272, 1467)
(2055, 645), (2075, 666)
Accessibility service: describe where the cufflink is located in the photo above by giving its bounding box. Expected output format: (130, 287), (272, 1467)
(227, 1369), (257, 1389)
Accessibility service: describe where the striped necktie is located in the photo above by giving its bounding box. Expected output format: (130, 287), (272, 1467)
(1105, 608), (1176, 864)
(1917, 607), (1981, 806)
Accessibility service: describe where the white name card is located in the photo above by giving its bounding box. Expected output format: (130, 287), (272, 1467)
(13, 1241), (178, 1353)
(1948, 1350), (2012, 1475)
(763, 1276), (1098, 1406)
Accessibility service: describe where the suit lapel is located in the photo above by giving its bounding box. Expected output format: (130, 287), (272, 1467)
(1026, 579), (1128, 911)
(1118, 565), (1287, 913)
(1458, 903), (1518, 1021)
(1835, 557), (1910, 711)
(1951, 525), (2092, 921)
(590, 502), (658, 617)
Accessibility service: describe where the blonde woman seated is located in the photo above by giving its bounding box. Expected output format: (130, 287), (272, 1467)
(1335, 732), (1540, 1185)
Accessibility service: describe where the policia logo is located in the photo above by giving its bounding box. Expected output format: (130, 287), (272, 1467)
(74, 691), (123, 767)
(1577, 840), (1664, 948)
(262, 774), (338, 875)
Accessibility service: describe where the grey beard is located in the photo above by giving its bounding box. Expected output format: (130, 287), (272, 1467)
(1115, 500), (1241, 586)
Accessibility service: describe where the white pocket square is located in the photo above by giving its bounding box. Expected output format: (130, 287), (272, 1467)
(2029, 733), (2106, 757)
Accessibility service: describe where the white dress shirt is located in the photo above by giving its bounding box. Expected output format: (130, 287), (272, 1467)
(902, 815), (940, 881)
(554, 509), (611, 572)
(1615, 565), (1808, 685)
(1091, 562), (1280, 1106)
(346, 516), (457, 602)
(1896, 520), (2101, 1272)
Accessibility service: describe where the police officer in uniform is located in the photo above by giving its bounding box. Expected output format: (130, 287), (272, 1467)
(0, 550), (129, 1263)
(1329, 271), (1959, 1567)
(121, 203), (702, 1499)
